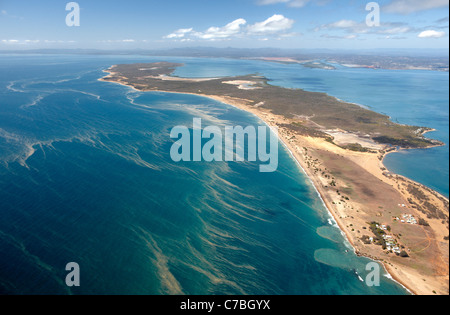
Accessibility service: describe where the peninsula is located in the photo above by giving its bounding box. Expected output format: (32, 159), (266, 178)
(100, 62), (449, 295)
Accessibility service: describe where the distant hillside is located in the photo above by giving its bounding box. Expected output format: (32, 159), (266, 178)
(1, 47), (448, 71)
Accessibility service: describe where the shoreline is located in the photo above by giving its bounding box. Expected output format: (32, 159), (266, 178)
(99, 68), (449, 295)
(275, 127), (417, 295)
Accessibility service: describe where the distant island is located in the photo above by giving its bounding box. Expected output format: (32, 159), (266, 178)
(100, 62), (449, 295)
(249, 55), (449, 72)
(2, 47), (448, 72)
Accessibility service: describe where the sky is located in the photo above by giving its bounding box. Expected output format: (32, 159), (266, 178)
(0, 0), (448, 51)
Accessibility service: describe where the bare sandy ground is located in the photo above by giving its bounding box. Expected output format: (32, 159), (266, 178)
(143, 75), (218, 82)
(222, 80), (263, 90)
(324, 130), (384, 150)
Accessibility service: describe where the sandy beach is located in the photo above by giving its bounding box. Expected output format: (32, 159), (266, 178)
(100, 68), (449, 295)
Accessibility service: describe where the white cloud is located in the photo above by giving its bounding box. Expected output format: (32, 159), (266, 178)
(98, 39), (147, 44)
(257, 0), (328, 8)
(0, 39), (75, 45)
(315, 19), (417, 37)
(288, 0), (312, 7)
(165, 28), (193, 39)
(2, 39), (19, 44)
(383, 35), (408, 40)
(377, 26), (412, 34)
(270, 0), (311, 7)
(247, 14), (294, 34)
(0, 9), (22, 20)
(315, 19), (365, 33)
(194, 19), (247, 40)
(320, 34), (359, 40)
(329, 20), (358, 29)
(384, 0), (449, 15)
(164, 15), (295, 41)
(418, 30), (446, 38)
(257, 0), (290, 4)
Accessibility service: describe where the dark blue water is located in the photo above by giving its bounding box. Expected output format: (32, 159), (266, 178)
(0, 54), (425, 295)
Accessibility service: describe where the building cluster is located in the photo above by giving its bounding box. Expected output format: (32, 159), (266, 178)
(377, 224), (388, 231)
(366, 223), (409, 256)
(382, 235), (401, 255)
(393, 214), (418, 225)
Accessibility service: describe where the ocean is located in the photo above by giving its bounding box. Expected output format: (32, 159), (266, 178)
(1, 54), (446, 295)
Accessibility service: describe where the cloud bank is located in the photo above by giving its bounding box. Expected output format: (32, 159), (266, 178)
(165, 14), (295, 41)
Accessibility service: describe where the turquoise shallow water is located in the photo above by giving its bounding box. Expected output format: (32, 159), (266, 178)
(0, 54), (443, 295)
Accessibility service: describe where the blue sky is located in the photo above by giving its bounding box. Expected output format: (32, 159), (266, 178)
(0, 0), (448, 50)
